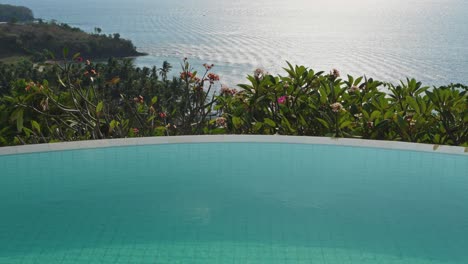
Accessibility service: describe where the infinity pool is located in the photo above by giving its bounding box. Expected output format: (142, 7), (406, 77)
(0, 137), (467, 264)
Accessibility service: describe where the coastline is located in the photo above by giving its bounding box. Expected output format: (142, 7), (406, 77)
(0, 53), (148, 64)
(0, 21), (146, 63)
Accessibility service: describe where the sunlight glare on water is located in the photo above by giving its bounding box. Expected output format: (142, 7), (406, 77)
(4, 0), (468, 85)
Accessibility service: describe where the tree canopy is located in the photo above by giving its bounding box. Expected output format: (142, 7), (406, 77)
(0, 21), (145, 61)
(0, 4), (34, 22)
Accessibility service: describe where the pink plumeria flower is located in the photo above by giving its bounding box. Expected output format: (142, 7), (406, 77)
(277, 96), (287, 104)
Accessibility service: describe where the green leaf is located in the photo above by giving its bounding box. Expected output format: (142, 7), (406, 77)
(264, 118), (276, 127)
(347, 75), (354, 85)
(58, 76), (66, 87)
(31, 120), (41, 133)
(318, 87), (328, 104)
(316, 118), (329, 129)
(232, 116), (242, 128)
(354, 77), (363, 86)
(16, 109), (24, 133)
(63, 47), (69, 58)
(298, 114), (307, 126)
(384, 110), (394, 119)
(406, 96), (420, 113)
(370, 111), (381, 121)
(281, 117), (295, 132)
(396, 115), (408, 129)
(72, 52), (81, 60)
(151, 96), (158, 105)
(425, 91), (437, 104)
(252, 122), (263, 132)
(210, 128), (226, 135)
(362, 110), (370, 119)
(256, 95), (266, 104)
(22, 127), (33, 137)
(339, 121), (352, 129)
(96, 101), (104, 114)
(109, 120), (119, 133)
(154, 126), (167, 136)
(267, 75), (276, 84)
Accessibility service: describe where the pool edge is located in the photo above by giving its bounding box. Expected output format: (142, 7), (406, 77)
(0, 135), (466, 156)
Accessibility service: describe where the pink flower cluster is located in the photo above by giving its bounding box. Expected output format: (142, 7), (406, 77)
(25, 81), (44, 92)
(207, 73), (220, 84)
(216, 117), (227, 128)
(220, 86), (237, 96)
(203, 63), (214, 70)
(180, 71), (194, 80)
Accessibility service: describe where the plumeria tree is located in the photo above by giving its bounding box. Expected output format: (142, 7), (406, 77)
(217, 63), (467, 146)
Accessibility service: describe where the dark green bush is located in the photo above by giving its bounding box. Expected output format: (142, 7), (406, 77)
(0, 4), (34, 23)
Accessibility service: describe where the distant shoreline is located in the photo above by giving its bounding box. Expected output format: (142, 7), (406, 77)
(0, 21), (146, 63)
(0, 4), (34, 23)
(1, 3), (146, 63)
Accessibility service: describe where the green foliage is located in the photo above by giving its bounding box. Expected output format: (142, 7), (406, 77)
(0, 4), (34, 23)
(0, 21), (144, 61)
(0, 56), (222, 145)
(0, 60), (466, 147)
(217, 64), (467, 146)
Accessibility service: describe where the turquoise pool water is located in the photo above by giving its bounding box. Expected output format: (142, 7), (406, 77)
(0, 142), (467, 264)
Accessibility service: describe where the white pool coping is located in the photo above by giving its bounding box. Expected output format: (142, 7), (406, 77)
(0, 135), (466, 156)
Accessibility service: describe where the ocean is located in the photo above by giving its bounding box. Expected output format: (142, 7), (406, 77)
(4, 0), (468, 86)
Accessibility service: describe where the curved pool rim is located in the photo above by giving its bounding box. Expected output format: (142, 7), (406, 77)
(0, 135), (466, 156)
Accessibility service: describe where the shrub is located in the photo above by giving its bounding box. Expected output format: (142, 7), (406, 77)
(217, 63), (467, 146)
(0, 58), (466, 146)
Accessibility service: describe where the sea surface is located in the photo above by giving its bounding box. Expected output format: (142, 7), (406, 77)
(4, 0), (468, 86)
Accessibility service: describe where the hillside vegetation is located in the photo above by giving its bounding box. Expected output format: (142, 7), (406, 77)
(0, 4), (34, 22)
(0, 21), (145, 61)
